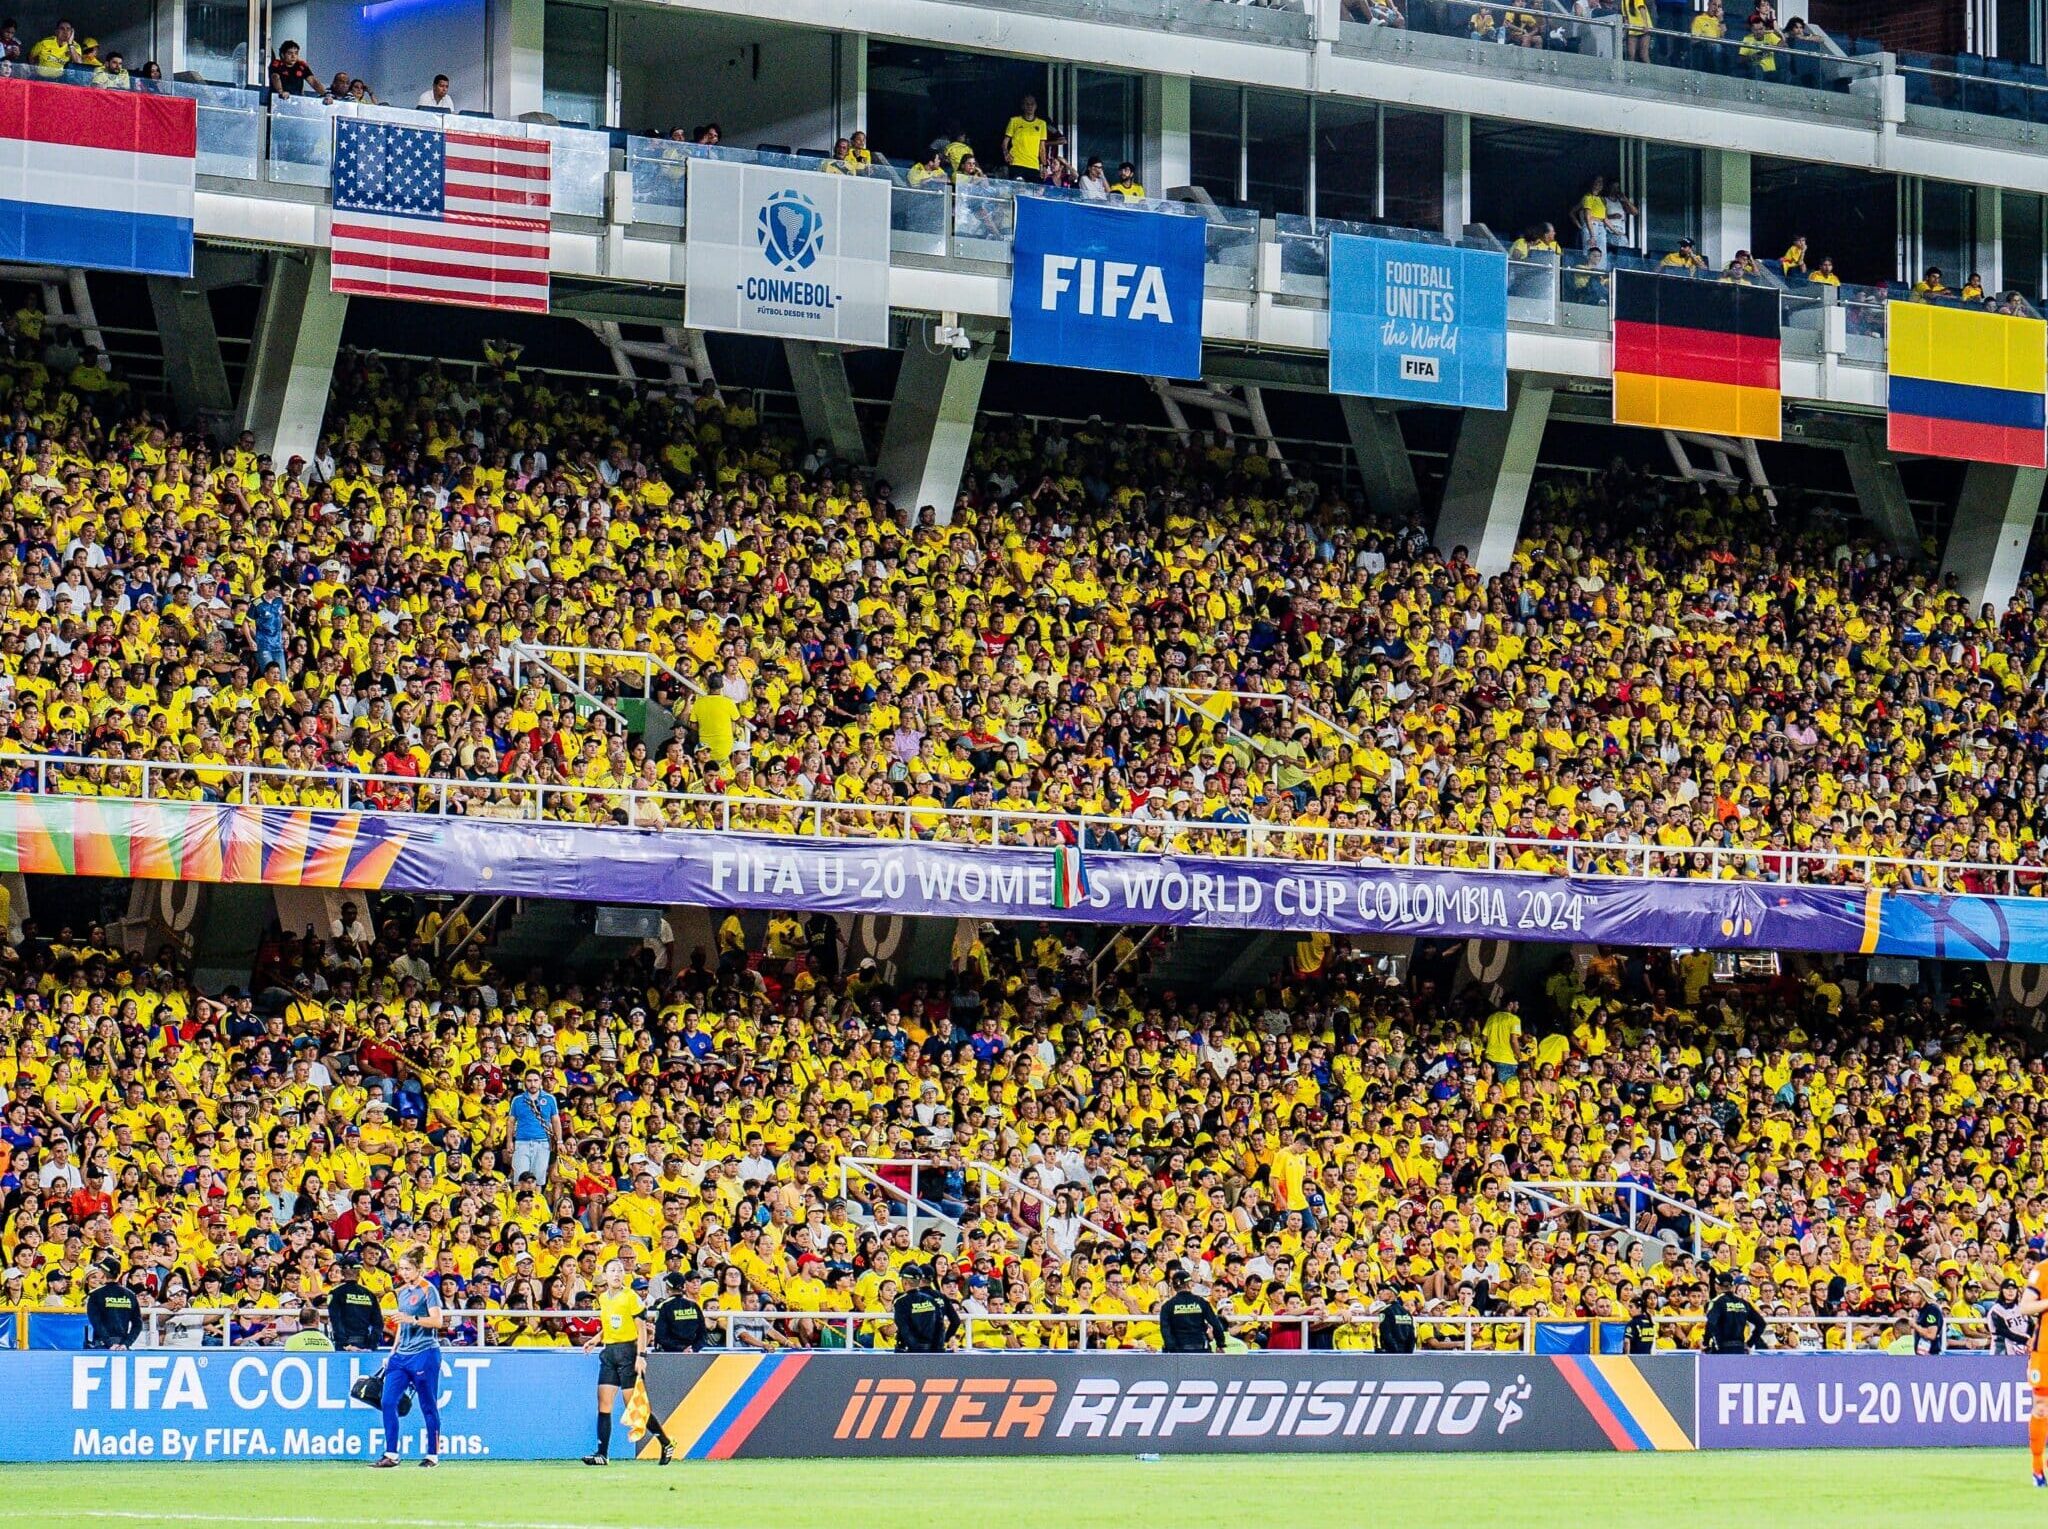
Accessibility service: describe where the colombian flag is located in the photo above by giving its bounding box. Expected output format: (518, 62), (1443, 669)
(1611, 271), (1781, 441)
(1887, 301), (2047, 468)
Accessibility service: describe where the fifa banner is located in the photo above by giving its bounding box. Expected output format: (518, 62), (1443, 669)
(1328, 234), (1508, 410)
(683, 159), (890, 346)
(641, 1353), (1697, 1458)
(1698, 1355), (2032, 1449)
(0, 1351), (592, 1462)
(1887, 301), (2048, 468)
(14, 793), (2048, 962)
(1008, 195), (1205, 379)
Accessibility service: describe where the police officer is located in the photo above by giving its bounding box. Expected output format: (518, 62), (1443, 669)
(650, 1267), (708, 1352)
(892, 1263), (960, 1353)
(84, 1261), (143, 1349)
(1156, 1264), (1229, 1353)
(1703, 1272), (1767, 1354)
(328, 1253), (385, 1350)
(1623, 1291), (1659, 1354)
(1376, 1289), (1418, 1354)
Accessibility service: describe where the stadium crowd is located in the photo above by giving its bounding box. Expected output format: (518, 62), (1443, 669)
(0, 902), (2034, 1354)
(0, 340), (2040, 886)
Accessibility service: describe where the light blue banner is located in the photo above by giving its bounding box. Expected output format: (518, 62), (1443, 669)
(0, 1350), (593, 1461)
(1009, 196), (1205, 379)
(1329, 234), (1508, 410)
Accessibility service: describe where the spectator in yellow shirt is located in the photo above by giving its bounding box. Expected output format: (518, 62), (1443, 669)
(27, 19), (81, 74)
(1110, 162), (1146, 202)
(1002, 96), (1049, 185)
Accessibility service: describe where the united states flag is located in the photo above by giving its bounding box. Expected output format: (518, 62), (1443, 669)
(329, 118), (551, 313)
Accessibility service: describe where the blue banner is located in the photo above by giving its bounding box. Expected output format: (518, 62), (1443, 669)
(1009, 196), (1205, 379)
(1329, 234), (1508, 410)
(1698, 1354), (2031, 1449)
(0, 1350), (593, 1461)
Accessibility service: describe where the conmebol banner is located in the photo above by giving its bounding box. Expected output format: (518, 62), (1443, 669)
(684, 159), (890, 346)
(7, 793), (2048, 961)
(0, 1351), (592, 1462)
(1008, 195), (1206, 379)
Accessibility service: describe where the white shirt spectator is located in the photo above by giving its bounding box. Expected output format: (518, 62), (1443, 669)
(417, 78), (456, 111)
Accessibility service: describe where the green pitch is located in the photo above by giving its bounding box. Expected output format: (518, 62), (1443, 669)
(0, 1451), (2035, 1529)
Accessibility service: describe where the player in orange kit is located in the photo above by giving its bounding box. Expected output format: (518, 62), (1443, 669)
(2015, 1257), (2048, 1484)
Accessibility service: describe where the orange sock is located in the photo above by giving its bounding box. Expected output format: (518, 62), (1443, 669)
(2028, 1407), (2046, 1475)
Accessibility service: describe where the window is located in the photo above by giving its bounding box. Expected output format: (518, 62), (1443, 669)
(1381, 108), (1443, 232)
(542, 3), (608, 128)
(1244, 90), (1309, 217)
(1920, 180), (1975, 288)
(2005, 192), (2044, 302)
(1075, 69), (1136, 181)
(868, 44), (1048, 176)
(1314, 99), (1378, 226)
(1191, 82), (1242, 205)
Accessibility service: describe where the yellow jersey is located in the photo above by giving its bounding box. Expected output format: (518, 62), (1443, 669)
(599, 1288), (644, 1343)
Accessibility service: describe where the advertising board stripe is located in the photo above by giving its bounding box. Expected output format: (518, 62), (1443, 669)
(1550, 1357), (1649, 1451)
(1587, 1358), (1694, 1451)
(647, 1353), (764, 1459)
(705, 1354), (810, 1459)
(686, 1354), (792, 1460)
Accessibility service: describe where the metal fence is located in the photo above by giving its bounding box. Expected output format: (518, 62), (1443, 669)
(6, 750), (2044, 894)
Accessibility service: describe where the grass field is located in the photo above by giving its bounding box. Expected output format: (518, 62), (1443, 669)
(0, 1452), (2038, 1529)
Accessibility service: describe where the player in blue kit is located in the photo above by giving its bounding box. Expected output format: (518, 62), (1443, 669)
(372, 1249), (444, 1468)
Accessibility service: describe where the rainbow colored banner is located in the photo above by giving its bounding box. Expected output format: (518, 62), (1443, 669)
(1888, 301), (2048, 467)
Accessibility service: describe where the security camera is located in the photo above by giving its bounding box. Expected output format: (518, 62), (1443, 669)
(932, 323), (972, 359)
(950, 334), (973, 360)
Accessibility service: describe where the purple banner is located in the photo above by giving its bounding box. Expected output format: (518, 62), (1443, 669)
(378, 826), (1875, 950)
(20, 793), (2048, 959)
(1698, 1355), (2033, 1448)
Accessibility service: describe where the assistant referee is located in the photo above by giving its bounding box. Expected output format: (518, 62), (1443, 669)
(1156, 1265), (1229, 1353)
(582, 1258), (673, 1466)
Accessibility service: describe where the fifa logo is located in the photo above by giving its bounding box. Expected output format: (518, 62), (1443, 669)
(756, 190), (825, 273)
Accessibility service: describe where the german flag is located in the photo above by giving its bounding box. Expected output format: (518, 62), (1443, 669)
(1612, 271), (1781, 441)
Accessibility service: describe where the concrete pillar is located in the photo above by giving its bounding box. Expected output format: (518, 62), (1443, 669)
(837, 32), (867, 143)
(1841, 422), (1920, 557)
(1700, 149), (1751, 268)
(875, 328), (990, 524)
(1339, 396), (1421, 523)
(1434, 377), (1551, 577)
(147, 274), (234, 427)
(1940, 461), (2046, 614)
(488, 0), (545, 119)
(784, 339), (867, 465)
(1442, 112), (1471, 236)
(1145, 74), (1191, 196)
(237, 251), (346, 469)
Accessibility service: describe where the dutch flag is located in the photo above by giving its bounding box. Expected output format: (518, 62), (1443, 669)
(0, 76), (195, 277)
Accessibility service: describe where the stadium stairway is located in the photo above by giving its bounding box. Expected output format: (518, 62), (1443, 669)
(1143, 928), (1295, 995)
(486, 899), (647, 973)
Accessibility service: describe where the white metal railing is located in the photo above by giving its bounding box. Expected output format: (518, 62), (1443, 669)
(3, 750), (2042, 894)
(509, 642), (704, 703)
(1166, 687), (1363, 748)
(1657, 1313), (2002, 1351)
(1513, 1179), (1734, 1263)
(34, 1306), (2009, 1353)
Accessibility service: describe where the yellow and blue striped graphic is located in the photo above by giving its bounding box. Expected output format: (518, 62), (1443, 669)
(1549, 1355), (1694, 1451)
